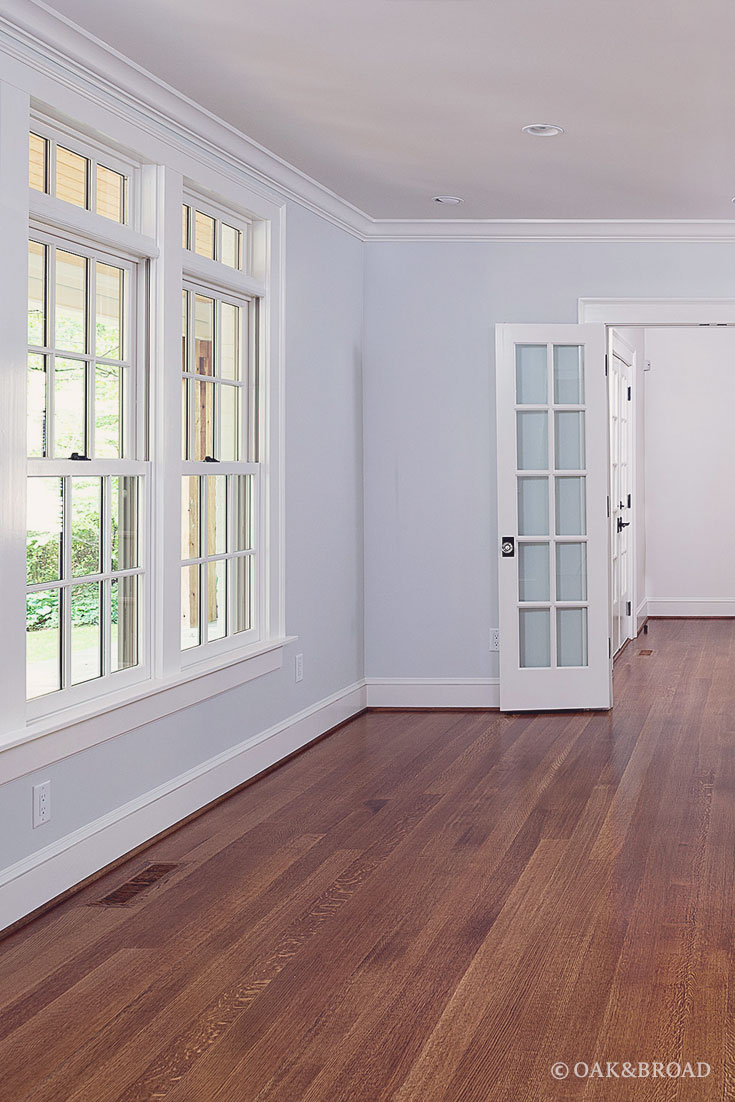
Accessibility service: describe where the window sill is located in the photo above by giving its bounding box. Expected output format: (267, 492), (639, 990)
(0, 636), (296, 784)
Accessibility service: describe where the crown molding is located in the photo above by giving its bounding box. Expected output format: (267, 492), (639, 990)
(4, 4), (735, 245)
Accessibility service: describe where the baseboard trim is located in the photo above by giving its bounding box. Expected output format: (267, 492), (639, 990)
(647, 600), (735, 617)
(0, 680), (367, 935)
(366, 678), (500, 709)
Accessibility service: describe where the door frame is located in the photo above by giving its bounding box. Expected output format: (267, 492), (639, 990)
(609, 328), (637, 653)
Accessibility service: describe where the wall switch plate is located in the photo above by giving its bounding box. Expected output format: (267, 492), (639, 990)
(33, 780), (51, 828)
(295, 653), (304, 682)
(490, 629), (500, 652)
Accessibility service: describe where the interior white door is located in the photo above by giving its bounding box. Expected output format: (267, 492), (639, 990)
(496, 324), (612, 711)
(609, 329), (635, 655)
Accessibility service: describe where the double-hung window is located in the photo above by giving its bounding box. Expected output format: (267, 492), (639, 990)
(25, 123), (148, 712)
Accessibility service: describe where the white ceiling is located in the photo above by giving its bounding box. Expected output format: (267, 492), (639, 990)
(38, 0), (735, 220)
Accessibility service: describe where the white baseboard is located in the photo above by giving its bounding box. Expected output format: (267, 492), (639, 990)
(647, 600), (735, 617)
(0, 680), (367, 934)
(366, 678), (500, 709)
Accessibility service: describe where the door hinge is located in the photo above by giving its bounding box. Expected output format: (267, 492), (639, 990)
(607, 495), (610, 518)
(627, 493), (632, 508)
(627, 385), (632, 400)
(605, 353), (608, 376)
(626, 601), (632, 616)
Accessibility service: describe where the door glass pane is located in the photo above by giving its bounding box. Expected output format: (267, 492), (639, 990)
(181, 475), (200, 559)
(515, 345), (547, 404)
(96, 262), (124, 360)
(516, 411), (548, 470)
(29, 133), (47, 193)
(96, 364), (122, 458)
(207, 560), (227, 641)
(557, 608), (588, 667)
(519, 608), (550, 668)
(71, 582), (101, 684)
(56, 147), (88, 209)
(220, 385), (238, 461)
(111, 476), (139, 570)
(518, 477), (548, 536)
(555, 477), (586, 535)
(181, 564), (200, 649)
(221, 224), (240, 270)
(555, 411), (585, 470)
(556, 543), (588, 601)
(96, 165), (125, 223)
(193, 380), (214, 460)
(54, 358), (86, 457)
(28, 241), (46, 346)
(518, 543), (550, 602)
(27, 589), (60, 698)
(27, 477), (63, 584)
(231, 554), (253, 634)
(231, 475), (253, 551)
(56, 250), (87, 353)
(28, 354), (47, 458)
(553, 346), (584, 404)
(71, 477), (101, 577)
(194, 294), (214, 376)
(220, 303), (239, 380)
(207, 475), (227, 556)
(194, 211), (216, 259)
(111, 576), (139, 672)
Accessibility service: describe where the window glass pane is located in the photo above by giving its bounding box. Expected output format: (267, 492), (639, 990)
(194, 211), (215, 259)
(96, 364), (122, 458)
(181, 475), (200, 560)
(29, 133), (47, 193)
(111, 576), (139, 672)
(182, 289), (189, 372)
(71, 477), (101, 578)
(28, 354), (47, 458)
(27, 477), (63, 585)
(181, 565), (200, 649)
(555, 477), (587, 536)
(516, 411), (548, 470)
(556, 543), (587, 601)
(553, 346), (584, 404)
(71, 582), (101, 684)
(515, 345), (547, 404)
(181, 377), (189, 461)
(194, 294), (214, 376)
(517, 477), (548, 536)
(56, 146), (88, 209)
(96, 165), (125, 223)
(207, 475), (227, 556)
(27, 590), (60, 699)
(518, 543), (549, 602)
(96, 262), (124, 360)
(231, 555), (253, 634)
(220, 302), (239, 380)
(557, 608), (588, 667)
(56, 250), (87, 353)
(221, 224), (240, 269)
(182, 204), (190, 248)
(193, 380), (214, 460)
(54, 358), (86, 457)
(207, 560), (227, 641)
(28, 240), (46, 346)
(555, 411), (585, 470)
(220, 385), (238, 462)
(231, 475), (253, 552)
(519, 608), (550, 668)
(111, 476), (139, 571)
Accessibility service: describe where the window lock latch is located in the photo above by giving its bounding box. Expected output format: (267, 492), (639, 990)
(70, 452), (91, 461)
(203, 455), (220, 463)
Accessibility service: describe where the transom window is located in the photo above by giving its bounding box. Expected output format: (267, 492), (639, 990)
(30, 130), (128, 224)
(182, 201), (246, 271)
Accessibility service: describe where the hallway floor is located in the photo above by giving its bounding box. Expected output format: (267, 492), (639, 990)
(1, 619), (732, 1100)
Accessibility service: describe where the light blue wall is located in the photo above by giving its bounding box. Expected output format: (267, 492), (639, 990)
(0, 202), (365, 870)
(363, 240), (735, 678)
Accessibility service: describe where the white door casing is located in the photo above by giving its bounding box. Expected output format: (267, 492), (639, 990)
(609, 329), (635, 655)
(496, 323), (612, 711)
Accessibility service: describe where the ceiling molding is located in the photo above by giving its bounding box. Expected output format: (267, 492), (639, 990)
(4, 3), (735, 245)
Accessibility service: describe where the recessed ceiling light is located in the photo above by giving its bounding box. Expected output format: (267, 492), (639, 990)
(522, 123), (564, 137)
(433, 195), (464, 205)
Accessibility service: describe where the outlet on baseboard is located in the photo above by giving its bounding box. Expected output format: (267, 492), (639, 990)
(490, 629), (500, 652)
(33, 780), (51, 828)
(295, 653), (304, 683)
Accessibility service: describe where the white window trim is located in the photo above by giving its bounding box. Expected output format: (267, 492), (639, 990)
(0, 84), (288, 774)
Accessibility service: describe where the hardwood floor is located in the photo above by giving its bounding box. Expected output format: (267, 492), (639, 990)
(2, 618), (733, 1100)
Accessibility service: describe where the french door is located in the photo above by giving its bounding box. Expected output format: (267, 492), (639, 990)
(609, 329), (635, 655)
(496, 324), (612, 711)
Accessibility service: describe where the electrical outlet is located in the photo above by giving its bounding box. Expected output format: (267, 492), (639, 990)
(490, 629), (500, 652)
(33, 780), (51, 828)
(295, 653), (304, 683)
